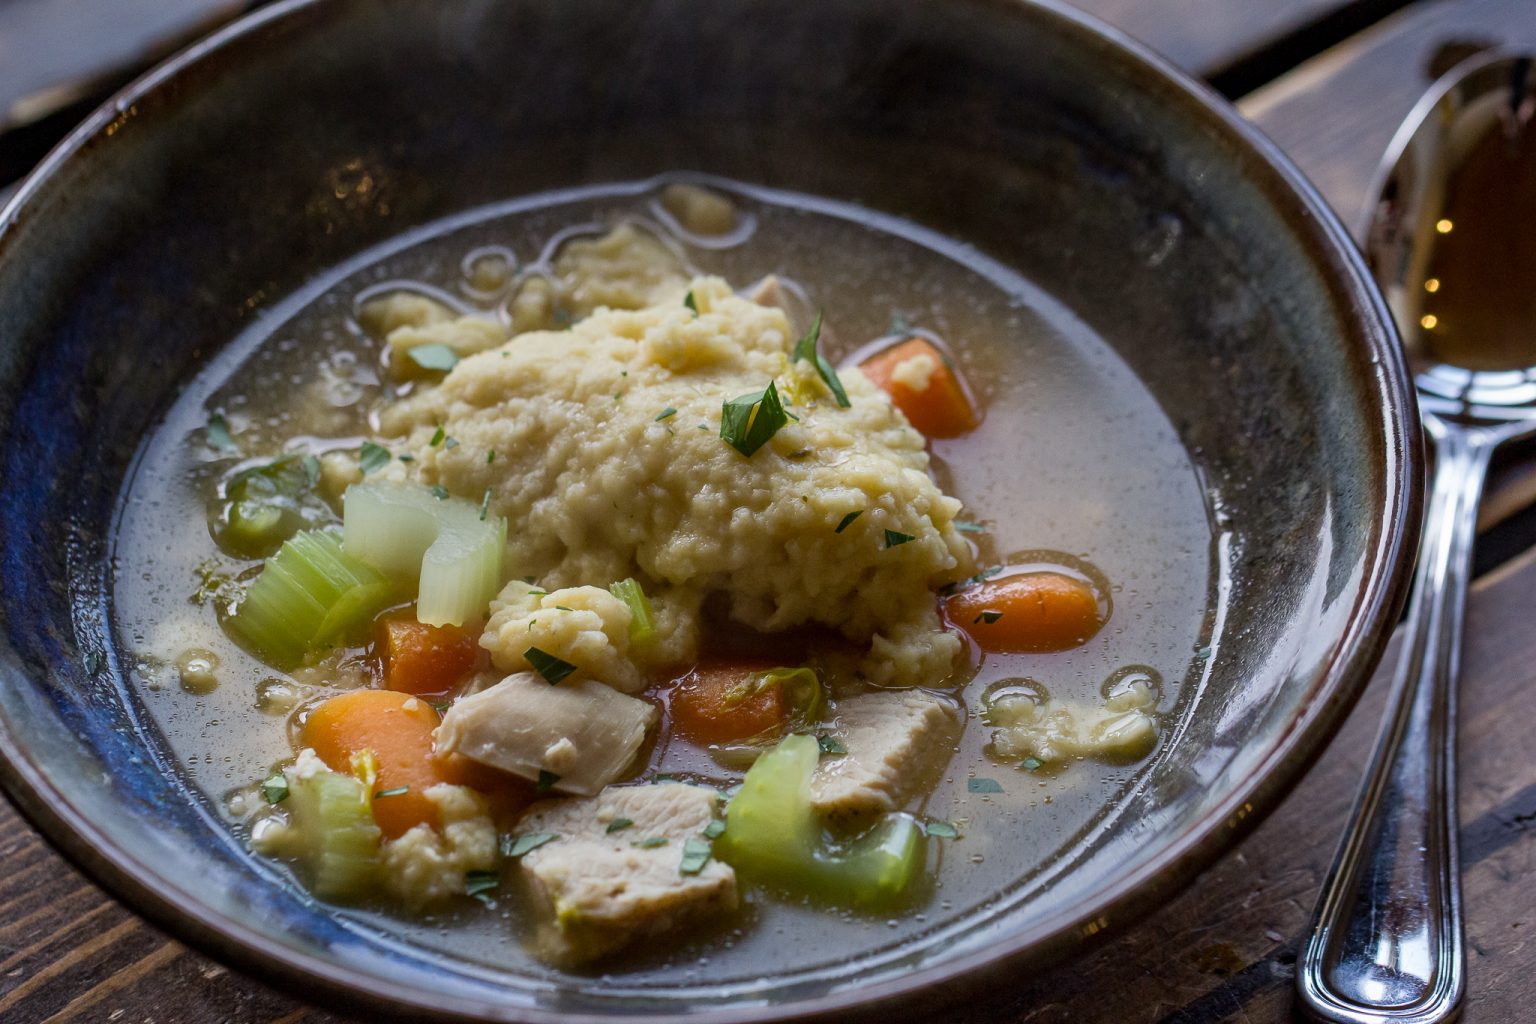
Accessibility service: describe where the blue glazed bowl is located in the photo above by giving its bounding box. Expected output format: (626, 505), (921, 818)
(0, 0), (1419, 1020)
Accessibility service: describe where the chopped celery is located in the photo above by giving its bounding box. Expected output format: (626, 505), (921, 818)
(343, 481), (506, 627)
(283, 766), (381, 902)
(607, 578), (655, 644)
(716, 734), (925, 909)
(216, 455), (334, 558)
(225, 529), (399, 666)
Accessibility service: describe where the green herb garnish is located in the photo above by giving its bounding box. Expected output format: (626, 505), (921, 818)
(398, 453), (415, 463)
(606, 818), (635, 834)
(486, 450), (496, 464)
(884, 529), (915, 548)
(464, 869), (499, 900)
(954, 520), (986, 534)
(655, 407), (678, 422)
(683, 290), (699, 316)
(502, 832), (558, 858)
(206, 413), (237, 453)
(791, 311), (850, 408)
(260, 773), (289, 805)
(535, 769), (560, 794)
(430, 484), (450, 501)
(1020, 756), (1044, 772)
(968, 778), (1004, 794)
(444, 436), (459, 450)
(702, 819), (726, 839)
(479, 487), (492, 522)
(834, 510), (862, 534)
(525, 647), (576, 686)
(924, 820), (959, 840)
(408, 343), (460, 372)
(301, 455), (322, 488)
(817, 734), (847, 757)
(632, 836), (668, 849)
(974, 611), (1003, 624)
(429, 425), (446, 447)
(82, 651), (103, 676)
(679, 837), (712, 875)
(358, 441), (391, 475)
(374, 785), (410, 799)
(720, 381), (789, 457)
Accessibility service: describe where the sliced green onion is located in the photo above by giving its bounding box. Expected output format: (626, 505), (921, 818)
(608, 578), (656, 645)
(502, 832), (558, 858)
(284, 767), (381, 902)
(720, 382), (789, 458)
(525, 647), (576, 686)
(225, 529), (399, 667)
(791, 311), (850, 408)
(343, 481), (506, 627)
(463, 869), (499, 898)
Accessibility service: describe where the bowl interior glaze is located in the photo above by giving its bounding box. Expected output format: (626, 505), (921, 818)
(0, 1), (1418, 1020)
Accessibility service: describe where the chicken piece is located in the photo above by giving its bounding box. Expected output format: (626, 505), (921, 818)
(435, 672), (657, 796)
(811, 690), (962, 827)
(514, 782), (736, 962)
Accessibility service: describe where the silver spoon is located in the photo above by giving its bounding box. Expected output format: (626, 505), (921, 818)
(1296, 52), (1536, 1024)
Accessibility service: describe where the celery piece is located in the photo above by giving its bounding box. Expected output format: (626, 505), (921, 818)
(216, 455), (337, 558)
(607, 578), (655, 644)
(283, 766), (382, 902)
(343, 481), (506, 627)
(225, 529), (399, 666)
(716, 734), (925, 909)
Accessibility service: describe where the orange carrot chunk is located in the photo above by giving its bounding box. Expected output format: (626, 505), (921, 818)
(376, 615), (478, 697)
(302, 689), (464, 839)
(671, 663), (789, 746)
(944, 572), (1104, 653)
(859, 337), (979, 438)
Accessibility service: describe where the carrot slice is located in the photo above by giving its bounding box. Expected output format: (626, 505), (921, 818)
(859, 337), (979, 438)
(376, 615), (478, 697)
(944, 572), (1104, 653)
(671, 663), (788, 746)
(302, 689), (464, 839)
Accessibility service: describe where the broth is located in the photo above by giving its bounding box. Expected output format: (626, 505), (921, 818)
(112, 177), (1215, 980)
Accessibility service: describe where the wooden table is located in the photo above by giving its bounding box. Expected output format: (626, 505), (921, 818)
(4, 1), (1536, 1021)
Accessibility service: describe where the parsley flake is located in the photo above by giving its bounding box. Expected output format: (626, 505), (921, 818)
(679, 837), (712, 875)
(358, 441), (391, 475)
(525, 647), (576, 685)
(606, 818), (635, 834)
(486, 450), (497, 464)
(974, 611), (1003, 624)
(82, 651), (103, 676)
(683, 290), (699, 316)
(206, 413), (237, 453)
(535, 769), (560, 794)
(430, 484), (450, 501)
(444, 436), (459, 450)
(398, 453), (415, 463)
(791, 311), (850, 407)
(501, 832), (558, 858)
(655, 406), (678, 422)
(260, 773), (289, 805)
(968, 777), (1004, 794)
(479, 487), (492, 522)
(720, 381), (789, 457)
(464, 869), (499, 900)
(301, 455), (322, 487)
(408, 343), (460, 372)
(1020, 756), (1045, 772)
(924, 820), (960, 840)
(374, 785), (410, 798)
(954, 520), (987, 534)
(703, 819), (726, 839)
(632, 836), (668, 849)
(834, 510), (862, 534)
(817, 734), (847, 757)
(884, 529), (915, 548)
(429, 425), (446, 447)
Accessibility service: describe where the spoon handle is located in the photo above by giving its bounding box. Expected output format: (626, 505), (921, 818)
(1296, 419), (1491, 1024)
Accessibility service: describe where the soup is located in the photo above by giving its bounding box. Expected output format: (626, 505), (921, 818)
(112, 177), (1214, 974)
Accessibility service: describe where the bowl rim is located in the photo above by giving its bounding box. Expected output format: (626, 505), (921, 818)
(0, 0), (1423, 1020)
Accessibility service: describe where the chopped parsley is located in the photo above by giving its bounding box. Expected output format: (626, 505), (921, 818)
(486, 450), (497, 464)
(954, 520), (987, 534)
(968, 777), (1004, 794)
(430, 484), (450, 501)
(974, 611), (1003, 625)
(702, 819), (726, 840)
(924, 820), (960, 840)
(884, 529), (915, 548)
(260, 773), (289, 805)
(479, 487), (492, 522)
(655, 406), (678, 422)
(398, 453), (415, 463)
(817, 734), (847, 757)
(535, 769), (560, 794)
(464, 869), (499, 901)
(632, 836), (669, 849)
(605, 818), (635, 834)
(206, 412), (237, 453)
(683, 290), (699, 316)
(408, 343), (460, 372)
(358, 441), (391, 475)
(834, 510), (862, 534)
(444, 436), (459, 450)
(502, 832), (558, 858)
(301, 455), (322, 488)
(889, 311), (912, 335)
(679, 837), (712, 875)
(374, 785), (410, 798)
(525, 647), (576, 686)
(720, 381), (790, 457)
(791, 311), (850, 407)
(82, 651), (103, 676)
(429, 425), (446, 447)
(1020, 756), (1045, 772)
